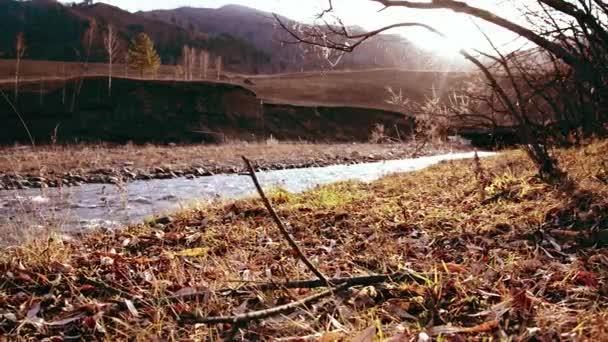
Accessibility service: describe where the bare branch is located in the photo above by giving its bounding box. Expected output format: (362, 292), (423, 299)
(369, 0), (581, 68)
(190, 282), (350, 325)
(242, 157), (330, 285)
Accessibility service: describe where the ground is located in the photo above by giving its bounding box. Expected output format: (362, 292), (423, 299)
(0, 141), (464, 190)
(0, 141), (606, 340)
(0, 59), (468, 111)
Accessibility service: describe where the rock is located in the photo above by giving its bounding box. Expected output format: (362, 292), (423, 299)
(72, 175), (87, 182)
(31, 181), (45, 188)
(122, 169), (137, 179)
(19, 180), (32, 187)
(137, 174), (152, 180)
(156, 173), (173, 180)
(152, 216), (173, 225)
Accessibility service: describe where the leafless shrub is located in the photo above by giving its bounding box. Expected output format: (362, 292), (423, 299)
(266, 134), (279, 145)
(368, 123), (386, 143)
(386, 85), (454, 143)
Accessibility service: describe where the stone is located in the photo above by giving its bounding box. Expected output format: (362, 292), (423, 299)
(152, 216), (173, 225)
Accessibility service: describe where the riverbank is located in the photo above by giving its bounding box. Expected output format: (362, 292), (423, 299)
(0, 141), (606, 340)
(0, 141), (467, 190)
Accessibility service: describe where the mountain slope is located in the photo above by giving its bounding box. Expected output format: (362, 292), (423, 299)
(0, 0), (89, 60)
(141, 4), (457, 73)
(0, 0), (269, 72)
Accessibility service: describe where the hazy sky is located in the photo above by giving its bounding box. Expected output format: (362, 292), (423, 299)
(63, 0), (529, 55)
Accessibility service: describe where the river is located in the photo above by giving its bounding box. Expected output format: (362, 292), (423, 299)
(0, 151), (495, 236)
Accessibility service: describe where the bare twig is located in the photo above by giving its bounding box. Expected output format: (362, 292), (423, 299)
(242, 156), (330, 285)
(186, 269), (423, 325)
(219, 269), (420, 293)
(190, 282), (351, 325)
(0, 88), (35, 146)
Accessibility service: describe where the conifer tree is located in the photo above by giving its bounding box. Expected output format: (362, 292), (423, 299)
(127, 33), (160, 77)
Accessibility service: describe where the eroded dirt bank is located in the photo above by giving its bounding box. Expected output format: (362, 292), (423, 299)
(0, 77), (412, 144)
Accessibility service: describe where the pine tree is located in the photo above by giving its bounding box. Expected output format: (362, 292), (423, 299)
(127, 33), (160, 77)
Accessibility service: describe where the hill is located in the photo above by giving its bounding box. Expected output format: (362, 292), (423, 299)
(0, 0), (89, 60)
(0, 1), (470, 73)
(0, 0), (269, 73)
(142, 4), (467, 73)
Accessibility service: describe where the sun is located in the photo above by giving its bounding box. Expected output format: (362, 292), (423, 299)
(412, 30), (463, 58)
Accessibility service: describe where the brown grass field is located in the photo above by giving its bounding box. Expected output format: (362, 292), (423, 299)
(0, 141), (606, 340)
(0, 59), (471, 111)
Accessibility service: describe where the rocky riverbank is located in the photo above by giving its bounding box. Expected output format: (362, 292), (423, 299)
(0, 142), (469, 190)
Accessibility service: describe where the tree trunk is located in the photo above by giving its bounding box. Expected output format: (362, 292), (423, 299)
(108, 58), (112, 95)
(14, 57), (20, 102)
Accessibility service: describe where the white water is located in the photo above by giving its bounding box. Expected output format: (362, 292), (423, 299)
(0, 151), (495, 234)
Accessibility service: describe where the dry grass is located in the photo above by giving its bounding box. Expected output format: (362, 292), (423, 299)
(0, 141), (607, 340)
(238, 69), (470, 111)
(1, 59), (470, 111)
(0, 59), (207, 84)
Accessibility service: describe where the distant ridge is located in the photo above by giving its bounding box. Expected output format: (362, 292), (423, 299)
(1, 0), (469, 73)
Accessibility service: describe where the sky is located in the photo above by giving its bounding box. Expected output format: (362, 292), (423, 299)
(62, 0), (531, 56)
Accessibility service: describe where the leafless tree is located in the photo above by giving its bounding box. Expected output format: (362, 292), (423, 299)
(71, 20), (96, 112)
(216, 55), (223, 81)
(182, 45), (190, 81)
(103, 25), (120, 95)
(274, 0), (608, 180)
(14, 32), (26, 102)
(182, 45), (199, 81)
(200, 50), (210, 79)
(189, 47), (197, 80)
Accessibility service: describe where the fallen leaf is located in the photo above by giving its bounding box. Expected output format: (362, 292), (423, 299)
(352, 326), (376, 342)
(79, 284), (96, 292)
(427, 320), (499, 336)
(27, 301), (41, 318)
(124, 299), (139, 318)
(444, 262), (467, 273)
(46, 314), (85, 327)
(173, 247), (209, 257)
(319, 331), (346, 342)
(573, 271), (599, 288)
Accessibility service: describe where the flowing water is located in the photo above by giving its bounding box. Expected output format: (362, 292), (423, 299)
(0, 152), (495, 234)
